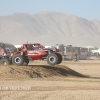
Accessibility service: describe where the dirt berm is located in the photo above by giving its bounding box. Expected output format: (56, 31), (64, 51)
(0, 63), (86, 79)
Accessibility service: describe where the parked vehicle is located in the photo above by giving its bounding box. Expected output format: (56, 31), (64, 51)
(56, 44), (88, 60)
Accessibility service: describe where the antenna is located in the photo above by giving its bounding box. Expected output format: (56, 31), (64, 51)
(26, 38), (28, 43)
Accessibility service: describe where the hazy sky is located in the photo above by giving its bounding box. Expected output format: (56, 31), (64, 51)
(0, 0), (100, 20)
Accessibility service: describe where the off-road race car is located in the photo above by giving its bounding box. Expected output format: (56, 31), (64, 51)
(0, 42), (17, 65)
(0, 42), (62, 66)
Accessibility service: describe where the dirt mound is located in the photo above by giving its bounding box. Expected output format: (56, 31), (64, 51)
(0, 65), (86, 79)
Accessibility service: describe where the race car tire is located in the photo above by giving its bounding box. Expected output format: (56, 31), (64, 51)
(47, 53), (58, 65)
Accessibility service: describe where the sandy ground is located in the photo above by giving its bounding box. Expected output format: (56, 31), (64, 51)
(0, 59), (100, 100)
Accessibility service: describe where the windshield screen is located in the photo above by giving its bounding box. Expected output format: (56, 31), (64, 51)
(26, 44), (45, 51)
(27, 44), (34, 51)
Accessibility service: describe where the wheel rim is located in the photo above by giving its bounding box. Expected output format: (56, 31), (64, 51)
(15, 57), (21, 63)
(49, 56), (55, 63)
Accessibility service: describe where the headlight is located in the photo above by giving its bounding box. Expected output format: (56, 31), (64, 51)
(11, 53), (13, 56)
(21, 52), (23, 55)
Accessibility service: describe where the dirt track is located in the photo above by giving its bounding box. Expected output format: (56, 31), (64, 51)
(0, 60), (100, 100)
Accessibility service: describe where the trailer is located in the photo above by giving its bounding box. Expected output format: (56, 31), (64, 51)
(56, 44), (88, 60)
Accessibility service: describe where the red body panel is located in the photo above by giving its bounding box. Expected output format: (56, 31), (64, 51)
(18, 43), (49, 60)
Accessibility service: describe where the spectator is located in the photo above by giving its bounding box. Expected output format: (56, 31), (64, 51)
(70, 52), (74, 60)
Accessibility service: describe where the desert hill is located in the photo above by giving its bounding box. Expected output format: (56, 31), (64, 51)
(0, 64), (85, 79)
(0, 12), (100, 47)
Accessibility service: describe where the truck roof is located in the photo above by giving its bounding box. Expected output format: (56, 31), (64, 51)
(0, 42), (17, 52)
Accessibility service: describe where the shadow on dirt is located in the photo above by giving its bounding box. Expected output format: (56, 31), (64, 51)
(1, 64), (99, 79)
(25, 65), (87, 78)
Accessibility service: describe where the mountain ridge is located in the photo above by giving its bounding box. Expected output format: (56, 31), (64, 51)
(0, 12), (100, 47)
